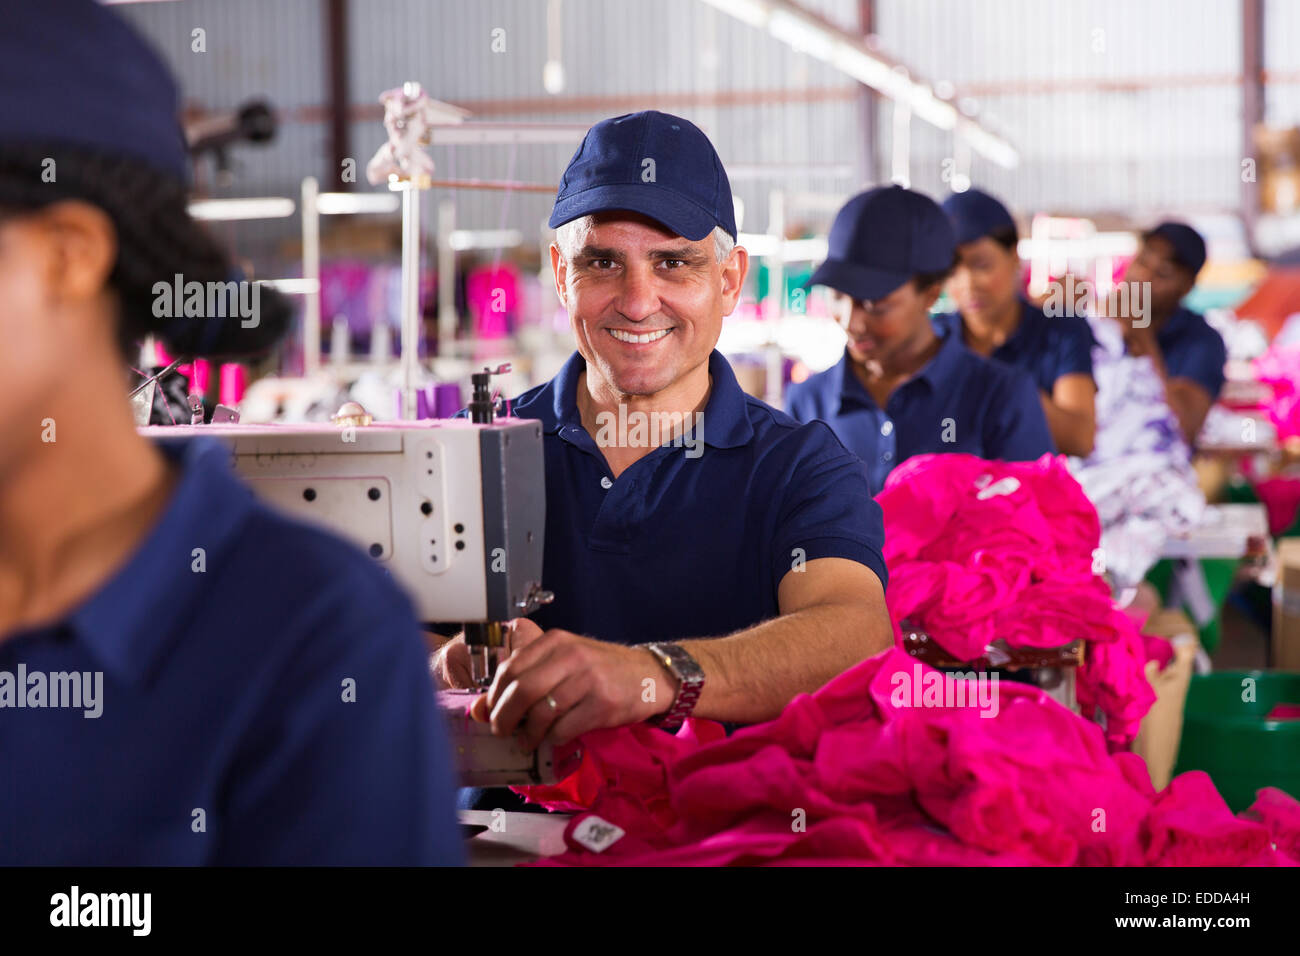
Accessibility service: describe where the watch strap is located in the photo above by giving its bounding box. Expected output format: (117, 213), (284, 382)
(643, 642), (704, 731)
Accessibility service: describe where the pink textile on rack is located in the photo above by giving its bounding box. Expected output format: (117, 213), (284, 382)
(517, 649), (1299, 867)
(875, 453), (1154, 749)
(1254, 476), (1300, 536)
(465, 264), (520, 339)
(1253, 344), (1300, 441)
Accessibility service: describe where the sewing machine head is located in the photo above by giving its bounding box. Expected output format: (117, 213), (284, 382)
(148, 416), (548, 627)
(145, 407), (558, 784)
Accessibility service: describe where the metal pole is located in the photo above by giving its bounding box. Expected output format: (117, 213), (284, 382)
(766, 189), (786, 408)
(400, 183), (422, 419)
(301, 176), (321, 376)
(437, 198), (457, 356)
(1241, 0), (1264, 258)
(891, 99), (911, 188)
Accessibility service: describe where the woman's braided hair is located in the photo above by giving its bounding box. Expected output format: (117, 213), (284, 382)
(0, 142), (290, 358)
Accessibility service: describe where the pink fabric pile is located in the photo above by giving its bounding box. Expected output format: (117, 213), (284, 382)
(875, 453), (1154, 749)
(517, 649), (1300, 866)
(1254, 476), (1300, 536)
(1253, 344), (1300, 442)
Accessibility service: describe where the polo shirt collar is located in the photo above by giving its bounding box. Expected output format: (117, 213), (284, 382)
(541, 349), (754, 450)
(1002, 299), (1039, 349)
(67, 437), (256, 688)
(913, 325), (967, 386)
(836, 324), (964, 412)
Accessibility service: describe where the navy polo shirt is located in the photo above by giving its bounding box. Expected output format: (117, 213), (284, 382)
(785, 328), (1055, 493)
(936, 300), (1096, 395)
(0, 438), (464, 865)
(1157, 305), (1227, 401)
(506, 350), (888, 644)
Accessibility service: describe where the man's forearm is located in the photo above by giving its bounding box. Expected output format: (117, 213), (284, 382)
(678, 602), (892, 725)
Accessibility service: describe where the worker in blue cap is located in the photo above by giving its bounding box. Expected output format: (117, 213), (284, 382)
(1113, 221), (1226, 445)
(436, 111), (892, 759)
(785, 185), (1055, 492)
(0, 0), (462, 864)
(938, 188), (1098, 457)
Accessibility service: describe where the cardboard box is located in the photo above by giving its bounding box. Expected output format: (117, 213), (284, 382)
(1253, 124), (1300, 165)
(1261, 168), (1300, 215)
(1273, 538), (1300, 672)
(1132, 625), (1197, 792)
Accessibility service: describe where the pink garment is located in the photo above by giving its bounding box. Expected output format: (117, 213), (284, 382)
(1123, 606), (1177, 671)
(514, 719), (727, 827)
(1140, 633), (1175, 671)
(1254, 477), (1300, 536)
(518, 649), (1299, 867)
(1253, 344), (1300, 441)
(876, 453), (1154, 748)
(465, 264), (520, 339)
(1239, 787), (1300, 861)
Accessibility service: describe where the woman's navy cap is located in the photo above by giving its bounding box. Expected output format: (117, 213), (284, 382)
(549, 111), (737, 242)
(809, 185), (955, 302)
(0, 0), (189, 184)
(1144, 221), (1207, 276)
(942, 188), (1017, 246)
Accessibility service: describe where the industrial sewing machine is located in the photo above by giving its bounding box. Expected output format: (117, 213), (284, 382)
(145, 368), (574, 787)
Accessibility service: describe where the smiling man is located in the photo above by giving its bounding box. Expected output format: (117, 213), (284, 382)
(436, 111), (891, 751)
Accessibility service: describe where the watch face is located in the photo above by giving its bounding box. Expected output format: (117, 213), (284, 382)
(658, 643), (704, 684)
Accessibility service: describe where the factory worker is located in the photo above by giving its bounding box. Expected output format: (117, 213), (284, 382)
(1109, 221), (1226, 446)
(436, 112), (892, 752)
(0, 0), (462, 865)
(785, 185), (1054, 493)
(938, 189), (1097, 457)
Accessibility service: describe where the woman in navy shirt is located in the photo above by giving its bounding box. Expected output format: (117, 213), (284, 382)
(939, 189), (1098, 457)
(786, 186), (1053, 493)
(0, 0), (462, 865)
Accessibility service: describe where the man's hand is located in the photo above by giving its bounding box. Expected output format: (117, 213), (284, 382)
(468, 621), (676, 751)
(432, 637), (473, 690)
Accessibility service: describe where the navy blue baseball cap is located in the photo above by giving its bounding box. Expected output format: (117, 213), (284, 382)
(549, 111), (736, 241)
(0, 0), (190, 184)
(1144, 221), (1207, 276)
(942, 188), (1017, 246)
(809, 185), (956, 302)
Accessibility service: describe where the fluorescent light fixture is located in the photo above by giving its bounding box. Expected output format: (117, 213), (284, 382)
(769, 9), (835, 62)
(703, 0), (769, 28)
(781, 238), (828, 261)
(448, 229), (524, 251)
(699, 0), (1018, 169)
(959, 119), (1019, 169)
(427, 124), (587, 146)
(256, 278), (321, 295)
(315, 192), (401, 215)
(737, 233), (779, 256)
(188, 197), (295, 221)
(737, 234), (828, 261)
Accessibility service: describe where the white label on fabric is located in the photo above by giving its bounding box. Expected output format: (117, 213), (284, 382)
(975, 476), (1021, 500)
(571, 815), (626, 853)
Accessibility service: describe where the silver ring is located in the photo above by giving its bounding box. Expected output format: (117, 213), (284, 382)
(545, 694), (558, 711)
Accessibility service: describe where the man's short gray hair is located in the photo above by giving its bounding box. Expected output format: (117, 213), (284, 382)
(554, 215), (735, 264)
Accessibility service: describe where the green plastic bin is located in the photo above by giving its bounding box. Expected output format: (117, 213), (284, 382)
(1145, 557), (1238, 655)
(1173, 671), (1300, 812)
